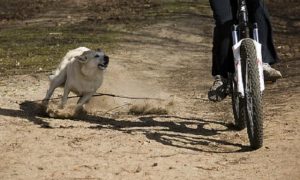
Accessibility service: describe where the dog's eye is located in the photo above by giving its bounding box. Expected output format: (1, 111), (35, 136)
(94, 54), (100, 58)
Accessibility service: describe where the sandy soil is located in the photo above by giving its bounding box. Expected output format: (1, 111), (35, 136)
(0, 1), (299, 180)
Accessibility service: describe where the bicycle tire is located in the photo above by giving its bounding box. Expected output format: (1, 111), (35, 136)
(240, 38), (263, 149)
(229, 74), (246, 130)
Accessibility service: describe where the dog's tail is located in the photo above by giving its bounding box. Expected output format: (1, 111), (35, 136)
(48, 53), (75, 81)
(48, 62), (68, 81)
(48, 65), (68, 81)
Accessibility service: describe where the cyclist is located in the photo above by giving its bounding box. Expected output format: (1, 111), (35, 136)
(208, 0), (282, 102)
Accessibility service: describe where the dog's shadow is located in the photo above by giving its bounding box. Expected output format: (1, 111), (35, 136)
(0, 100), (251, 153)
(0, 101), (52, 128)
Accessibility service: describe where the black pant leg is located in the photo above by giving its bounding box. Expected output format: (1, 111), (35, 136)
(247, 0), (278, 64)
(209, 0), (236, 77)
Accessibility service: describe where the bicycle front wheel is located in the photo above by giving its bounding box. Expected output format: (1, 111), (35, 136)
(240, 38), (263, 149)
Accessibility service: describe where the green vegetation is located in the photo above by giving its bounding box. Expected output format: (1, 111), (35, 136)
(156, 1), (211, 16)
(0, 0), (56, 20)
(0, 24), (120, 76)
(0, 0), (210, 76)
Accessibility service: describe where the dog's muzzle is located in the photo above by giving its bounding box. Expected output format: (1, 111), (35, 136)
(98, 63), (108, 70)
(98, 55), (109, 70)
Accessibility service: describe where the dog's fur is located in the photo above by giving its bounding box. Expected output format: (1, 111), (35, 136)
(43, 47), (109, 114)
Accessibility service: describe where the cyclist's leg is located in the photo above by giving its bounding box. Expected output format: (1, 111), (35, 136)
(209, 0), (236, 78)
(208, 0), (236, 101)
(247, 0), (282, 80)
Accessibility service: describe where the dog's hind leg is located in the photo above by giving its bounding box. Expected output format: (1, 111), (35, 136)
(43, 74), (66, 106)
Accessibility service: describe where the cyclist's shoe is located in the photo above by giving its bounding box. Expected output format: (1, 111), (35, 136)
(208, 75), (228, 102)
(263, 63), (282, 82)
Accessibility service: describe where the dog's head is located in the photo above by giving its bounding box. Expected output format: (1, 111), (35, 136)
(75, 49), (109, 70)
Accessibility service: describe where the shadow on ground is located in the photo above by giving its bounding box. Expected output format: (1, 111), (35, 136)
(2, 100), (250, 153)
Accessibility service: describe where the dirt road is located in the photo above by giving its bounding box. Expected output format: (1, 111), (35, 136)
(0, 1), (299, 179)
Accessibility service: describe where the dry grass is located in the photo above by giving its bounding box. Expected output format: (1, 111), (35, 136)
(0, 0), (156, 21)
(0, 0), (56, 20)
(128, 103), (168, 115)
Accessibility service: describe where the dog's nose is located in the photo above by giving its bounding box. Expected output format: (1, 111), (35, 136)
(104, 55), (109, 65)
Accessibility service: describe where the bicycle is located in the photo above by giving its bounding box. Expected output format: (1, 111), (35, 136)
(229, 0), (265, 149)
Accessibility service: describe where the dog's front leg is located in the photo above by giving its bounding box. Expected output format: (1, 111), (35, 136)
(60, 85), (71, 109)
(74, 92), (94, 113)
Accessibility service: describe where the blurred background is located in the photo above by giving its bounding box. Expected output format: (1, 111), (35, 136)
(0, 0), (299, 78)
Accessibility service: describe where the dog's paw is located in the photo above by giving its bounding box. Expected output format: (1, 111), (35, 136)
(46, 107), (58, 118)
(46, 107), (77, 119)
(74, 107), (88, 117)
(45, 104), (87, 119)
(41, 99), (48, 107)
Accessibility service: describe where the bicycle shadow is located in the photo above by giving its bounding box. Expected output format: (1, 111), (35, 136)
(0, 100), (251, 153)
(86, 115), (250, 153)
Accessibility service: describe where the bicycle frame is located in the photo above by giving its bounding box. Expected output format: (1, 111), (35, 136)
(238, 0), (251, 39)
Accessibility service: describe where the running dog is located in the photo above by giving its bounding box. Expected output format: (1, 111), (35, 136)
(43, 47), (109, 116)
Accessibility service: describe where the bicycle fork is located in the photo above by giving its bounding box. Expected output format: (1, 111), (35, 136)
(231, 23), (265, 97)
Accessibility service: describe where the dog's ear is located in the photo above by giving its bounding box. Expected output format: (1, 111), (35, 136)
(75, 54), (88, 63)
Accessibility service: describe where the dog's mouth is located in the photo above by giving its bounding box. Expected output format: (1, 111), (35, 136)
(98, 63), (108, 70)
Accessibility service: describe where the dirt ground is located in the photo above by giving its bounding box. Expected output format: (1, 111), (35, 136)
(0, 1), (299, 179)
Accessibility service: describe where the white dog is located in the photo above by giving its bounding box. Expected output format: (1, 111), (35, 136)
(43, 47), (109, 116)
